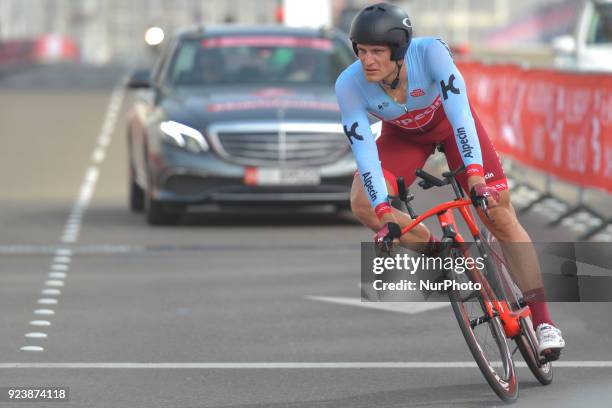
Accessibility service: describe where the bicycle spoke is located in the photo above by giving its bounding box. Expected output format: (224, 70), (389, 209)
(459, 278), (510, 382)
(470, 315), (490, 328)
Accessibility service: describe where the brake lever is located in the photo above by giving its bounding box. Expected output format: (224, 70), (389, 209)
(451, 164), (466, 177)
(375, 237), (393, 257)
(479, 198), (492, 222)
(383, 237), (393, 253)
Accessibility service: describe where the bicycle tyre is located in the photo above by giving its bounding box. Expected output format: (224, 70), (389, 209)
(479, 233), (554, 385)
(516, 317), (553, 385)
(446, 246), (518, 402)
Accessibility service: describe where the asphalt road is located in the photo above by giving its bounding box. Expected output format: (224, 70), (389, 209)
(0, 65), (611, 408)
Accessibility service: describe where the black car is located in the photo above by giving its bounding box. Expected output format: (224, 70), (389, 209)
(126, 25), (358, 225)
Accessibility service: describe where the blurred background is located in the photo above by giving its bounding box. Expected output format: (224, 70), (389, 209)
(0, 0), (589, 66)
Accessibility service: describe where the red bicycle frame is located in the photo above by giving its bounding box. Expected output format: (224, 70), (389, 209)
(399, 197), (531, 339)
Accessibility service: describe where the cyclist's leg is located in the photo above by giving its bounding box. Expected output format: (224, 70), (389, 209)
(350, 122), (433, 248)
(444, 110), (556, 329)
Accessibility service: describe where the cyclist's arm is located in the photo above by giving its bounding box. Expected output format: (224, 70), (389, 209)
(335, 74), (394, 220)
(426, 39), (485, 189)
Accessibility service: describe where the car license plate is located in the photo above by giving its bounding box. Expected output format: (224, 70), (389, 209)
(244, 167), (321, 186)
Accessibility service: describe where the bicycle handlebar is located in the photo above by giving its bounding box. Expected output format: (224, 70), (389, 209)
(442, 164), (466, 179)
(395, 176), (418, 219)
(397, 176), (408, 199)
(389, 164), (472, 228)
(415, 168), (447, 187)
(415, 165), (466, 199)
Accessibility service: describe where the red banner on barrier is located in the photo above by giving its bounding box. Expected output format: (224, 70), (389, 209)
(458, 62), (612, 193)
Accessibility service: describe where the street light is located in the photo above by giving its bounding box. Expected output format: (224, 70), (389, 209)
(144, 26), (164, 46)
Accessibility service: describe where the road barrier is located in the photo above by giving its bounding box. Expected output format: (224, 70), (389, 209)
(458, 61), (612, 240)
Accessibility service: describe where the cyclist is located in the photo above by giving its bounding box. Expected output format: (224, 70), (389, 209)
(335, 2), (565, 357)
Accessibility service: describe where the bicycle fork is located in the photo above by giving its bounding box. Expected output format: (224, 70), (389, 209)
(437, 207), (514, 334)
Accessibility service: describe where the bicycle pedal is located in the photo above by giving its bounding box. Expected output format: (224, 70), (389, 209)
(541, 349), (561, 362)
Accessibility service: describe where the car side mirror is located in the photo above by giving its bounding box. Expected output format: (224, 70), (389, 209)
(551, 35), (576, 55)
(127, 68), (152, 89)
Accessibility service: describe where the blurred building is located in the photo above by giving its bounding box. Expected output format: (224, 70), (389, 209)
(0, 0), (280, 64)
(0, 0), (582, 64)
(338, 0), (581, 45)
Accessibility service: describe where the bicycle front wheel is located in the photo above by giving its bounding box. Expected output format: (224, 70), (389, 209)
(480, 232), (554, 385)
(446, 245), (518, 402)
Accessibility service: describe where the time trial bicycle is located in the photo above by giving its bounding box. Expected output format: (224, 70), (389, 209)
(380, 164), (554, 402)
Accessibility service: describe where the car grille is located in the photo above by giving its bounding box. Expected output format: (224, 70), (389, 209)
(209, 123), (348, 167)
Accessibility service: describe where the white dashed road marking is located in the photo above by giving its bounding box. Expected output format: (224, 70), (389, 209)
(25, 333), (48, 339)
(19, 346), (44, 352)
(33, 310), (55, 316)
(29, 321), (51, 327)
(20, 83), (125, 352)
(37, 299), (58, 305)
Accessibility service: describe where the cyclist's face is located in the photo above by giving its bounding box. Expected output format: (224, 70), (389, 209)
(356, 44), (394, 82)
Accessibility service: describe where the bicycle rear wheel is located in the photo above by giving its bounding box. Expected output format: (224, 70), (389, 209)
(446, 245), (518, 402)
(516, 316), (553, 385)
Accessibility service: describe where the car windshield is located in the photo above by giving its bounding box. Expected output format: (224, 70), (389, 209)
(167, 35), (353, 87)
(588, 4), (612, 44)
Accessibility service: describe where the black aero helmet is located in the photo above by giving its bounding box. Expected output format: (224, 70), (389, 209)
(349, 2), (413, 61)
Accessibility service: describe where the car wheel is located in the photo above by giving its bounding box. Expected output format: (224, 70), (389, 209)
(145, 197), (181, 226)
(129, 165), (145, 212)
(127, 132), (145, 212)
(143, 145), (181, 226)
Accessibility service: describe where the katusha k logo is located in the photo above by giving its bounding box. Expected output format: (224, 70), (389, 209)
(440, 74), (460, 100)
(343, 121), (364, 145)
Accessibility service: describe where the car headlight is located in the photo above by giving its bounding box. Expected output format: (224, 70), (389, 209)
(159, 120), (209, 152)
